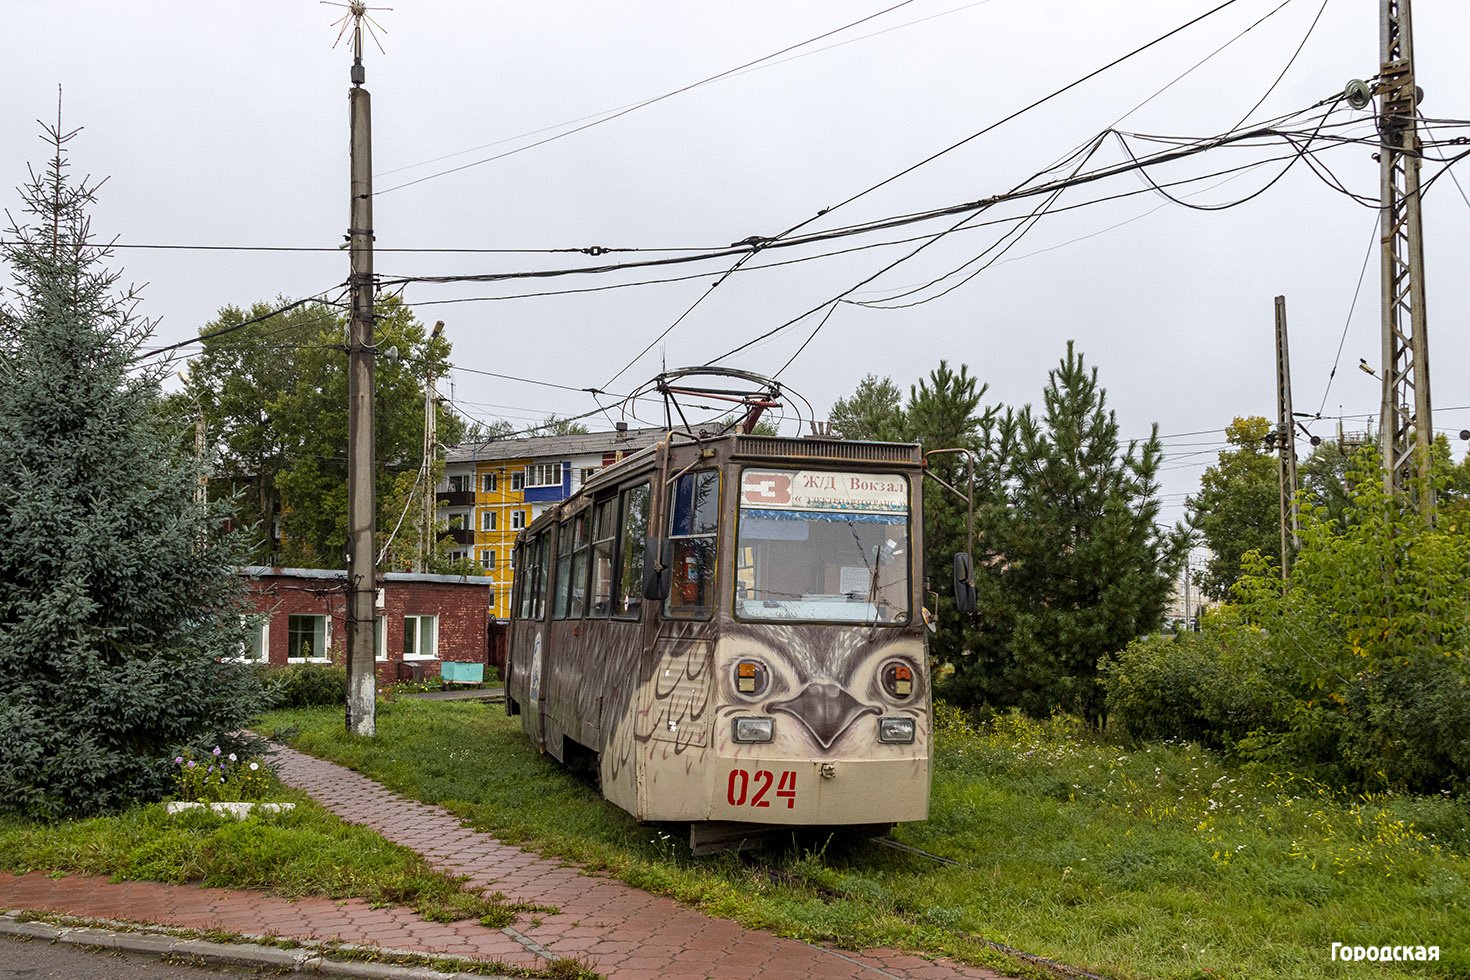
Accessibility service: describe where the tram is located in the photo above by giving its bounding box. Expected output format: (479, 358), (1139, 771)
(506, 425), (954, 852)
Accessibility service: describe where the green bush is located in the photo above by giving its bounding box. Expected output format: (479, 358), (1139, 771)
(269, 664), (348, 709)
(1100, 620), (1276, 747)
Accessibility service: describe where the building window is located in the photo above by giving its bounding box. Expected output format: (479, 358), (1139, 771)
(287, 614), (328, 661)
(374, 615), (386, 660)
(479, 549), (496, 570)
(487, 589), (497, 608)
(480, 511), (497, 532)
(448, 473), (472, 493)
(449, 549), (469, 563)
(580, 467), (597, 485)
(403, 615), (438, 658)
(448, 512), (468, 530)
(511, 510), (526, 530)
(481, 473), (498, 493)
(525, 462), (563, 488)
(241, 614), (269, 662)
(510, 472), (525, 492)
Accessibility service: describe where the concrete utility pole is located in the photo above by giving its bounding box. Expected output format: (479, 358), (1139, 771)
(420, 320), (445, 573)
(344, 6), (377, 737)
(1376, 0), (1433, 512)
(1274, 296), (1299, 580)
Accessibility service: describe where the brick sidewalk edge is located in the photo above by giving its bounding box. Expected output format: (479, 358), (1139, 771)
(0, 909), (518, 980)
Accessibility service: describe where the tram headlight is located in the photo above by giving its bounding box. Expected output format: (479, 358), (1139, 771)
(877, 717), (916, 744)
(733, 716), (775, 743)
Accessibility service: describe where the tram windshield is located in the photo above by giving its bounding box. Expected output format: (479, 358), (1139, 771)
(735, 468), (910, 625)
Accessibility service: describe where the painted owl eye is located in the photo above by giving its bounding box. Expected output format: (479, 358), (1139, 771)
(733, 659), (769, 698)
(880, 660), (916, 700)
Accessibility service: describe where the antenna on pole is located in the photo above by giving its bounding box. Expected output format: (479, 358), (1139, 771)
(324, 1), (391, 84)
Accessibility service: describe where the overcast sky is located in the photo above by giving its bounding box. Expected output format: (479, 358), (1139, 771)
(6, 0), (1470, 530)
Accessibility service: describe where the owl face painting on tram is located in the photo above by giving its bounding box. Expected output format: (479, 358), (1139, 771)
(507, 428), (966, 853)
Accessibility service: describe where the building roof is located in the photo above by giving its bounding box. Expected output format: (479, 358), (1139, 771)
(242, 566), (493, 588)
(444, 427), (665, 465)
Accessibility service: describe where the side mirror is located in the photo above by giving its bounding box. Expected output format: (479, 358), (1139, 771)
(953, 552), (976, 615)
(642, 537), (672, 601)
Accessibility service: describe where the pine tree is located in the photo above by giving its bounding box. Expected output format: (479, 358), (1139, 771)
(960, 343), (1185, 720)
(0, 120), (266, 818)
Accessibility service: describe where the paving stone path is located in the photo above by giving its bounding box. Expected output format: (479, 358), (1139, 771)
(0, 743), (1009, 980)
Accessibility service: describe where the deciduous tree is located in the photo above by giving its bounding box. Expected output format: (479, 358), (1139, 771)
(1187, 416), (1278, 599)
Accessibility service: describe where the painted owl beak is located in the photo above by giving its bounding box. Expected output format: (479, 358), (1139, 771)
(769, 681), (879, 750)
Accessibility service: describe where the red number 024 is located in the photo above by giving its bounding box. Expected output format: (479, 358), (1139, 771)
(727, 768), (797, 809)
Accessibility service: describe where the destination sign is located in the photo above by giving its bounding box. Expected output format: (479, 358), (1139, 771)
(740, 469), (908, 514)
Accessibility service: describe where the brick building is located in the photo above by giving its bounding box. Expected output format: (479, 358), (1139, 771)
(241, 566), (493, 684)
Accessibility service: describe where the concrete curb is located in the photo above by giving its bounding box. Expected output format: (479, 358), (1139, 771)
(0, 910), (517, 979)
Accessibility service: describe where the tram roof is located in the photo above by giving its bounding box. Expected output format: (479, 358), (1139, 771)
(444, 427), (666, 464)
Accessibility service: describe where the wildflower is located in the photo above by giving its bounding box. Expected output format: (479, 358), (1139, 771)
(228, 753), (237, 762)
(212, 746), (222, 757)
(174, 756), (183, 764)
(249, 762), (259, 771)
(187, 761), (196, 768)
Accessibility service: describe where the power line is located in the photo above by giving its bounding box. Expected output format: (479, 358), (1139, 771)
(376, 0), (925, 195)
(131, 289), (346, 362)
(1314, 213), (1380, 418)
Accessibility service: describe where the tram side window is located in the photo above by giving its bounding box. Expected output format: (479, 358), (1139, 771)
(588, 497), (618, 618)
(554, 511), (590, 619)
(530, 534), (550, 619)
(518, 533), (549, 621)
(614, 482), (650, 620)
(666, 471), (719, 619)
(553, 519), (574, 619)
(515, 541), (531, 619)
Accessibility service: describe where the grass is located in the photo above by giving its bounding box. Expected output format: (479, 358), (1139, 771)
(263, 698), (1470, 980)
(0, 783), (516, 927)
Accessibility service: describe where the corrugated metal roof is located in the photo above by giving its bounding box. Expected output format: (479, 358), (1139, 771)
(443, 427), (664, 464)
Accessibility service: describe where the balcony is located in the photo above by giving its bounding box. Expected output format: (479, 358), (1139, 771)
(446, 527), (475, 546)
(436, 490), (475, 508)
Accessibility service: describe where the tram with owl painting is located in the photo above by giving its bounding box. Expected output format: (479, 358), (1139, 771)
(506, 428), (946, 853)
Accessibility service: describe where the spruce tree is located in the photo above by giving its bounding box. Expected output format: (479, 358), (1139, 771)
(0, 121), (266, 818)
(962, 343), (1186, 720)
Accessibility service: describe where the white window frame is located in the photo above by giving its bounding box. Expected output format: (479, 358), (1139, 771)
(525, 462), (563, 488)
(480, 510), (497, 532)
(238, 614), (270, 663)
(448, 511), (469, 531)
(511, 510), (526, 530)
(447, 473), (473, 493)
(403, 614), (439, 660)
(286, 613), (331, 663)
(374, 614), (387, 661)
(481, 472), (498, 493)
(510, 472), (525, 491)
(478, 548), (496, 570)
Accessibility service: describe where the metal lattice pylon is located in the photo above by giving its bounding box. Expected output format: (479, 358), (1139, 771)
(1378, 0), (1433, 512)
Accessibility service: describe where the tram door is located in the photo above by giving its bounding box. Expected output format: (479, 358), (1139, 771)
(521, 530), (552, 750)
